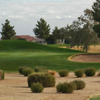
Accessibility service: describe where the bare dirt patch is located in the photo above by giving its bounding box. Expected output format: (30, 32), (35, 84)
(71, 54), (100, 63)
(0, 73), (100, 100)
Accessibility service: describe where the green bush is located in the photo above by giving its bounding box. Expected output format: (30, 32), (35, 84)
(28, 73), (55, 87)
(56, 82), (74, 93)
(28, 73), (41, 87)
(74, 69), (84, 77)
(34, 66), (47, 72)
(56, 83), (64, 92)
(97, 71), (100, 76)
(18, 66), (28, 75)
(58, 70), (69, 77)
(69, 81), (77, 90)
(72, 80), (86, 90)
(31, 83), (44, 93)
(22, 67), (34, 76)
(0, 70), (4, 80)
(38, 74), (55, 87)
(85, 68), (96, 77)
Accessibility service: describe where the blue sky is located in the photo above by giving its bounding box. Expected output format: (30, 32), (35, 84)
(0, 0), (95, 36)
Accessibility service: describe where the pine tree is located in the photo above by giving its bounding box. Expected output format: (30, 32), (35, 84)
(0, 19), (16, 40)
(33, 18), (50, 41)
(52, 26), (60, 43)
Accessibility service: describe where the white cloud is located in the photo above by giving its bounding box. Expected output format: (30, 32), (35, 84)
(0, 0), (96, 35)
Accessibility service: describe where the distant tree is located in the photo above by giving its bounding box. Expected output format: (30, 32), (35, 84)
(0, 19), (16, 40)
(52, 26), (60, 43)
(46, 34), (55, 44)
(68, 9), (98, 52)
(92, 0), (100, 37)
(59, 28), (67, 44)
(33, 18), (50, 43)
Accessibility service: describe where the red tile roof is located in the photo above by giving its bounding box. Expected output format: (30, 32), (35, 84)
(15, 35), (45, 42)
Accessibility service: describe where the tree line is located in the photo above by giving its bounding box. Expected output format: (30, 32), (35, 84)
(0, 0), (100, 52)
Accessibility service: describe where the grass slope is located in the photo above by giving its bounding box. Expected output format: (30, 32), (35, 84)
(0, 40), (100, 72)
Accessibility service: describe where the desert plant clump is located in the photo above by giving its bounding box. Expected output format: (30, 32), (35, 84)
(18, 66), (28, 75)
(34, 66), (47, 72)
(38, 73), (55, 87)
(22, 67), (34, 76)
(28, 73), (41, 87)
(85, 68), (96, 77)
(56, 82), (74, 93)
(0, 70), (5, 80)
(97, 71), (100, 76)
(31, 83), (44, 93)
(69, 81), (77, 90)
(28, 73), (55, 87)
(74, 69), (84, 77)
(48, 70), (56, 76)
(58, 70), (69, 77)
(72, 80), (86, 90)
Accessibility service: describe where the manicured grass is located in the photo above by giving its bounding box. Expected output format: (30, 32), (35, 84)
(48, 44), (70, 48)
(90, 95), (100, 100)
(0, 40), (100, 72)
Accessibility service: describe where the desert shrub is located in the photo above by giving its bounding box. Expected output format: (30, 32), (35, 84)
(85, 68), (96, 77)
(74, 69), (84, 77)
(58, 70), (69, 77)
(48, 70), (56, 76)
(28, 73), (55, 87)
(18, 66), (28, 75)
(72, 80), (86, 90)
(28, 73), (41, 87)
(31, 83), (44, 93)
(22, 67), (34, 76)
(97, 71), (100, 76)
(56, 83), (64, 92)
(0, 70), (4, 80)
(38, 73), (55, 87)
(56, 82), (74, 93)
(34, 66), (47, 72)
(69, 81), (77, 90)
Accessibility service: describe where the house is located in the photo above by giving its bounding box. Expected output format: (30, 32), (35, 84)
(15, 35), (47, 44)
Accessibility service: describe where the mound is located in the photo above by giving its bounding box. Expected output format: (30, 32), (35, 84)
(0, 40), (80, 53)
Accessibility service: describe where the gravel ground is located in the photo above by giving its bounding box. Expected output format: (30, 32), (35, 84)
(0, 73), (100, 100)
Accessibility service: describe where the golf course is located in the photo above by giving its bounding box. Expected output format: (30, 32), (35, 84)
(0, 40), (100, 100)
(0, 40), (100, 72)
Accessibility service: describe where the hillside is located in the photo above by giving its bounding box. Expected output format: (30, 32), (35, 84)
(0, 40), (80, 53)
(0, 40), (100, 72)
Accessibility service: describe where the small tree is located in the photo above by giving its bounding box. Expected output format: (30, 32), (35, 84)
(92, 0), (100, 37)
(59, 28), (67, 44)
(52, 26), (60, 44)
(68, 9), (98, 52)
(0, 19), (16, 40)
(33, 18), (50, 43)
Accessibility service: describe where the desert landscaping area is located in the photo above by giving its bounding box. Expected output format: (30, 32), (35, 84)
(0, 72), (100, 100)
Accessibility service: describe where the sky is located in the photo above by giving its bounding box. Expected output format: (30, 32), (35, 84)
(0, 0), (96, 36)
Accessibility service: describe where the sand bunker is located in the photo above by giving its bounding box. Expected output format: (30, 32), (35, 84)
(71, 54), (100, 63)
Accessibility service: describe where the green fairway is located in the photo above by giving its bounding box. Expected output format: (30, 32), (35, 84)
(0, 40), (100, 72)
(90, 95), (100, 100)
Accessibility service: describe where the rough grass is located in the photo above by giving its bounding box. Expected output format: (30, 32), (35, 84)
(0, 40), (100, 72)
